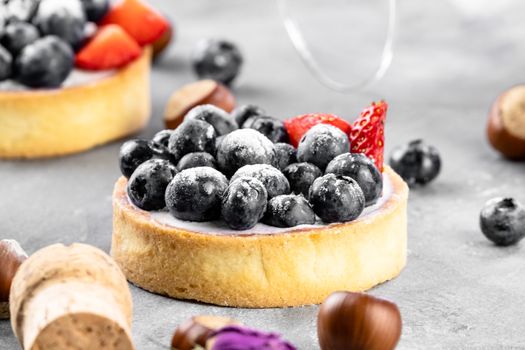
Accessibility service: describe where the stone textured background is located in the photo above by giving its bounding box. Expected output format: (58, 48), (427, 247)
(1, 0), (525, 349)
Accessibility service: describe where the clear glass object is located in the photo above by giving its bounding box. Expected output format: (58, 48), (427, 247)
(277, 0), (396, 92)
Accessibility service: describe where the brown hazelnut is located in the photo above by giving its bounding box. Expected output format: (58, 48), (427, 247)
(318, 291), (402, 350)
(0, 239), (28, 319)
(164, 80), (235, 129)
(171, 315), (239, 350)
(487, 85), (525, 160)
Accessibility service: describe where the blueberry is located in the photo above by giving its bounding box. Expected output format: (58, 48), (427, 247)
(389, 139), (441, 186)
(216, 129), (277, 177)
(0, 45), (12, 81)
(1, 21), (39, 56)
(15, 36), (73, 88)
(274, 143), (297, 170)
(165, 167), (228, 222)
(127, 159), (177, 211)
(263, 194), (316, 228)
(151, 130), (174, 150)
(231, 104), (266, 127)
(215, 135), (225, 154)
(243, 116), (289, 143)
(222, 177), (268, 230)
(191, 38), (243, 85)
(80, 0), (109, 23)
(297, 124), (350, 170)
(231, 164), (290, 199)
(168, 119), (216, 163)
(326, 153), (383, 207)
(4, 0), (39, 22)
(119, 139), (154, 178)
(309, 174), (365, 223)
(185, 104), (238, 136)
(480, 198), (525, 246)
(177, 152), (216, 171)
(282, 162), (322, 197)
(33, 0), (87, 49)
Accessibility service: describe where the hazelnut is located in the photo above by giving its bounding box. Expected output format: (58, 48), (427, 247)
(487, 85), (525, 160)
(0, 239), (28, 319)
(171, 315), (239, 350)
(164, 80), (235, 129)
(317, 291), (402, 350)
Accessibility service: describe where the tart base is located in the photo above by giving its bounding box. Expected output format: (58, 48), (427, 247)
(0, 48), (152, 159)
(111, 167), (408, 308)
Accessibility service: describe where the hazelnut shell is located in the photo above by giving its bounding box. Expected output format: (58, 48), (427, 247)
(171, 315), (239, 350)
(164, 80), (235, 130)
(0, 239), (28, 319)
(318, 291), (402, 350)
(487, 87), (525, 160)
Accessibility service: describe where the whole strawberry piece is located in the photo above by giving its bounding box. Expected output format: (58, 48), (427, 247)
(101, 0), (169, 46)
(350, 101), (388, 172)
(76, 24), (142, 70)
(284, 113), (352, 148)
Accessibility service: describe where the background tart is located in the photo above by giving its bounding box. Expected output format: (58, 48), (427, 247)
(0, 48), (151, 159)
(111, 166), (408, 308)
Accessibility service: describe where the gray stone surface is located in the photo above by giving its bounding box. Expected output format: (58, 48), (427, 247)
(2, 0), (525, 349)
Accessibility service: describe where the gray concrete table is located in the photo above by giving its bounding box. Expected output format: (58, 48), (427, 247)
(2, 1), (525, 349)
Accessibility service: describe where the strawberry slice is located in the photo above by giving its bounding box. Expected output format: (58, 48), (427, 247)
(350, 101), (388, 172)
(284, 113), (353, 148)
(101, 0), (169, 46)
(76, 25), (142, 70)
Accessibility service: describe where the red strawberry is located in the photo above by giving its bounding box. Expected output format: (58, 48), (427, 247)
(101, 0), (169, 46)
(76, 25), (142, 70)
(284, 113), (353, 148)
(350, 101), (388, 172)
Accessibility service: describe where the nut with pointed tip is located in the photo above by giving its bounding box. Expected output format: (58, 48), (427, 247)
(164, 80), (235, 130)
(0, 239), (28, 319)
(171, 315), (239, 350)
(487, 85), (525, 160)
(318, 291), (402, 350)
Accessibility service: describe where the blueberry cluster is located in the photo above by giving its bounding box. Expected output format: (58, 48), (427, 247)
(0, 0), (109, 87)
(120, 104), (384, 230)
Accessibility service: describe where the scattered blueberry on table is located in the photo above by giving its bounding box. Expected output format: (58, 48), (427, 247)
(389, 139), (441, 186)
(191, 38), (243, 86)
(480, 197), (525, 246)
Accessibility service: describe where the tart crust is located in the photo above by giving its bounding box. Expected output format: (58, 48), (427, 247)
(111, 167), (408, 308)
(0, 48), (152, 159)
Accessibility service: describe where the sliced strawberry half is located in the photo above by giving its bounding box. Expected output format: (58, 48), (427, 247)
(350, 101), (388, 172)
(76, 25), (142, 70)
(284, 113), (353, 148)
(101, 0), (169, 46)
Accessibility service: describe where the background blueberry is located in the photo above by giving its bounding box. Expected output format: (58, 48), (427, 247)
(0, 45), (12, 81)
(230, 164), (290, 199)
(389, 139), (441, 186)
(177, 152), (216, 171)
(297, 124), (350, 170)
(309, 173), (365, 223)
(33, 0), (87, 49)
(282, 162), (322, 197)
(222, 176), (268, 230)
(185, 104), (238, 136)
(274, 143), (297, 170)
(4, 0), (40, 22)
(127, 159), (177, 211)
(216, 129), (276, 177)
(480, 198), (525, 246)
(119, 139), (154, 178)
(15, 35), (74, 88)
(263, 194), (316, 228)
(242, 116), (289, 143)
(168, 119), (216, 163)
(326, 153), (383, 207)
(151, 129), (174, 150)
(231, 104), (266, 127)
(191, 38), (243, 85)
(80, 0), (109, 23)
(1, 21), (40, 56)
(165, 166), (228, 222)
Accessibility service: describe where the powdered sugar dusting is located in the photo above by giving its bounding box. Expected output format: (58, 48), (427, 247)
(149, 172), (393, 235)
